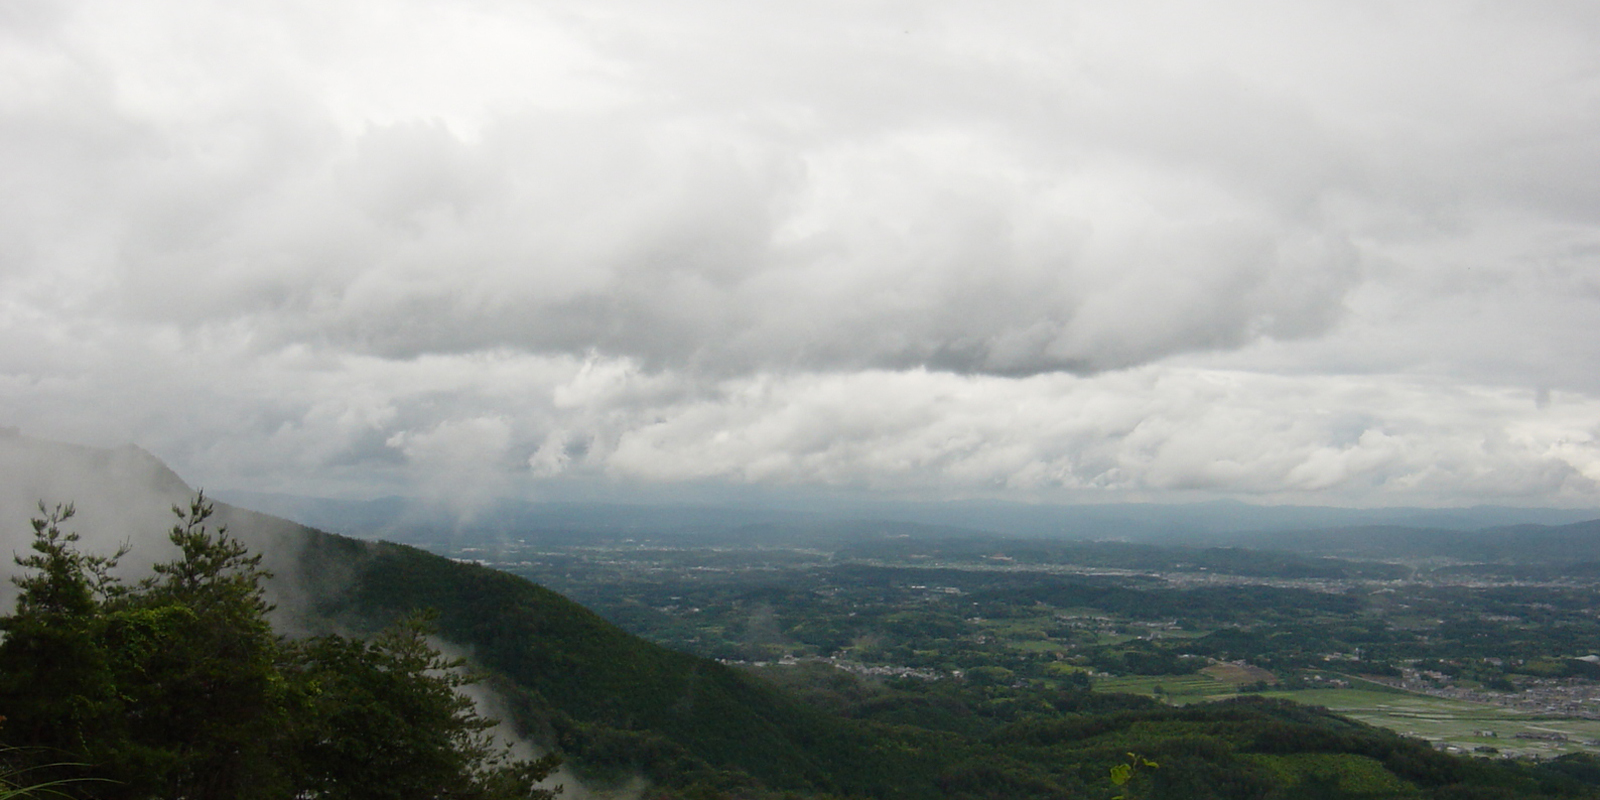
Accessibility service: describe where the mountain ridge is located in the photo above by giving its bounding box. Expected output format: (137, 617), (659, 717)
(218, 485), (1600, 546)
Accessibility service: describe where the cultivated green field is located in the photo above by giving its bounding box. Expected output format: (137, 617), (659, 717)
(1093, 673), (1238, 699)
(1265, 688), (1600, 758)
(1095, 674), (1600, 758)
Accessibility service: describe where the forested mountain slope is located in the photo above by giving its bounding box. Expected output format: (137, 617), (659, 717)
(0, 433), (909, 795)
(304, 533), (905, 794)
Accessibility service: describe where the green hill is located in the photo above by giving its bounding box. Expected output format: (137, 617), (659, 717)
(300, 532), (914, 795)
(0, 433), (922, 796)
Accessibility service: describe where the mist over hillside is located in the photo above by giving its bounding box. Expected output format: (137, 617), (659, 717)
(0, 431), (977, 797)
(0, 431), (335, 622)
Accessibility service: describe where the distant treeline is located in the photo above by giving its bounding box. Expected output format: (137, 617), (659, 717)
(835, 538), (1411, 579)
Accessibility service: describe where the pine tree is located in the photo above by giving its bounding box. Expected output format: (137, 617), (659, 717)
(0, 503), (124, 775)
(0, 494), (562, 800)
(289, 613), (561, 800)
(113, 491), (289, 799)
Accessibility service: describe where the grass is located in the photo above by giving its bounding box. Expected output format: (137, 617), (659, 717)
(0, 749), (102, 799)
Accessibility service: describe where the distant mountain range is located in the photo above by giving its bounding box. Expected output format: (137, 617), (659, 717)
(1216, 521), (1600, 564)
(217, 485), (1600, 565)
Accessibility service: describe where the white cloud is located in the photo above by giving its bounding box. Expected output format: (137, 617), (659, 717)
(1, 321), (1594, 504)
(3, 0), (1600, 505)
(386, 416), (514, 511)
(598, 368), (1600, 503)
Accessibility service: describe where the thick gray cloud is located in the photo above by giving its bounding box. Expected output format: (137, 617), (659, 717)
(3, 0), (1376, 372)
(3, 0), (1600, 504)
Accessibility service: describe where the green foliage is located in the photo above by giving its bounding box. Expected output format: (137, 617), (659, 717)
(0, 495), (560, 800)
(0, 505), (125, 779)
(143, 492), (271, 617)
(11, 503), (125, 618)
(1485, 675), (1518, 691)
(1244, 752), (1413, 797)
(336, 541), (880, 793)
(289, 612), (561, 800)
(108, 493), (289, 799)
(1109, 752), (1158, 800)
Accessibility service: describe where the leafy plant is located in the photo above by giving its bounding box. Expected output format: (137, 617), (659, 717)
(1109, 752), (1158, 800)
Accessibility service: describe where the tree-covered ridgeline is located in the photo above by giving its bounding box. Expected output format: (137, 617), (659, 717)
(0, 494), (560, 800)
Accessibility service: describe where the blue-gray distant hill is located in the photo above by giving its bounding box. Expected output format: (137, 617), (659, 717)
(1218, 521), (1600, 565)
(220, 487), (1600, 566)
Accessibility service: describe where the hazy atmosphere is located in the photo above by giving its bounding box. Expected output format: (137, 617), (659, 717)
(5, 0), (1600, 507)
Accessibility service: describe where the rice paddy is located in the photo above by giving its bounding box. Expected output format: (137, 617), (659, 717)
(1093, 675), (1600, 758)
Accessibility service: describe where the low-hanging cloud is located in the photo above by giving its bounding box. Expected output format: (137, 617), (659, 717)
(9, 338), (1594, 505)
(598, 367), (1600, 503)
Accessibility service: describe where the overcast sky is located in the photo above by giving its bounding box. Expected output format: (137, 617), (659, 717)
(4, 0), (1600, 508)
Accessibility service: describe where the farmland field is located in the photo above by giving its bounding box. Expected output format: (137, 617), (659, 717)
(1202, 662), (1277, 684)
(1093, 673), (1238, 699)
(1096, 674), (1600, 758)
(1264, 688), (1600, 758)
